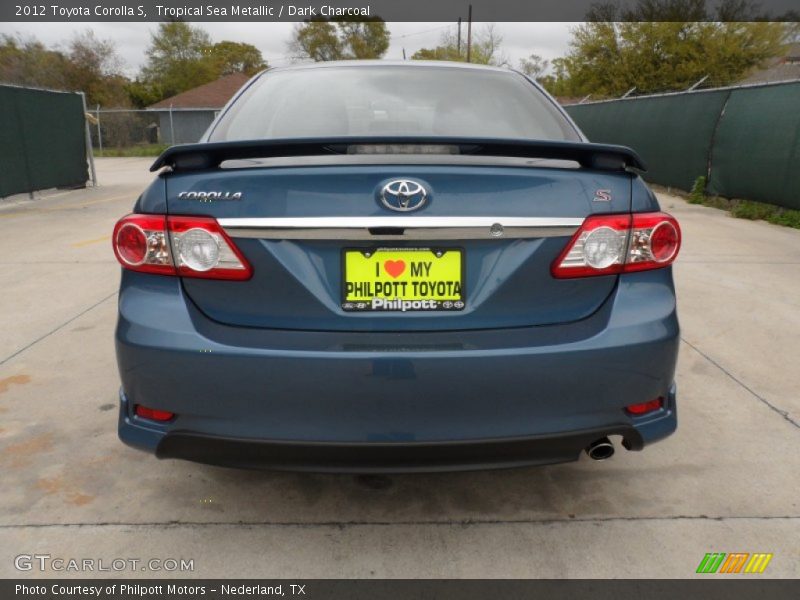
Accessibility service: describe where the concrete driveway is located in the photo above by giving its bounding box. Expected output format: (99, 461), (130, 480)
(0, 158), (798, 578)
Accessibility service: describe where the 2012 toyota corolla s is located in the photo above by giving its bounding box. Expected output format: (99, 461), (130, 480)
(112, 61), (680, 472)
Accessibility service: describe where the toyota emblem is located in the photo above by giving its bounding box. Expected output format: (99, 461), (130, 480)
(380, 179), (428, 212)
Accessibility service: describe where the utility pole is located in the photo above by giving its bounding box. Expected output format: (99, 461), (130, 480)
(466, 5), (472, 63)
(457, 18), (462, 57)
(402, 47), (406, 60)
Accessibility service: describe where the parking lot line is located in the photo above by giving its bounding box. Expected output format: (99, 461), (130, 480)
(72, 235), (110, 248)
(0, 194), (131, 218)
(0, 291), (116, 367)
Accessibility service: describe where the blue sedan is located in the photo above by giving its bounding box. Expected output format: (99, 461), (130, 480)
(113, 61), (680, 471)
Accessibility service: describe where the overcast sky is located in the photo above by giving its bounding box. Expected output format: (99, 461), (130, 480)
(0, 22), (574, 75)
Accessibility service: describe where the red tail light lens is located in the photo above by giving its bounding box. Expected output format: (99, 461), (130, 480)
(113, 215), (174, 275)
(551, 212), (681, 278)
(134, 405), (175, 421)
(112, 214), (252, 280)
(650, 221), (680, 262)
(625, 398), (664, 415)
(115, 223), (147, 265)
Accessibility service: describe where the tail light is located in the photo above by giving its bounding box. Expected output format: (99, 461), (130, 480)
(551, 212), (680, 278)
(113, 214), (252, 280)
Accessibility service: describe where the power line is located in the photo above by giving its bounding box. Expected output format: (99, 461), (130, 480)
(394, 24), (455, 40)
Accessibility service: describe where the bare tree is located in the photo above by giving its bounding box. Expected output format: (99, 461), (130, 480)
(518, 54), (550, 79)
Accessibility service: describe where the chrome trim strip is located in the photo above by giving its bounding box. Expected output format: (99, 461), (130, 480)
(219, 217), (583, 240)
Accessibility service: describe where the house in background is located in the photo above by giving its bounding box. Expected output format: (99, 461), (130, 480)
(147, 73), (250, 144)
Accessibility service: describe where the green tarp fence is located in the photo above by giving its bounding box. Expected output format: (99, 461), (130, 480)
(0, 85), (89, 198)
(565, 81), (800, 210)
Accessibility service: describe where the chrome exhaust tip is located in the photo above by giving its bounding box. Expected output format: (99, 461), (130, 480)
(585, 437), (615, 461)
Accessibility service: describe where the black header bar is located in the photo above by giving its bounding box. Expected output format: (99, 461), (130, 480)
(2, 0), (799, 22)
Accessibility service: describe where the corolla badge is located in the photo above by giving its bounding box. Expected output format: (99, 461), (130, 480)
(380, 180), (428, 212)
(177, 191), (242, 201)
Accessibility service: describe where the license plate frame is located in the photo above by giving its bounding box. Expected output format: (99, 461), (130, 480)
(341, 247), (465, 312)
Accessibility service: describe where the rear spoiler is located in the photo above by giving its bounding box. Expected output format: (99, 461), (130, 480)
(150, 137), (646, 173)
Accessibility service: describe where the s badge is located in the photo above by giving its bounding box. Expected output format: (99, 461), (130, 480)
(594, 189), (612, 202)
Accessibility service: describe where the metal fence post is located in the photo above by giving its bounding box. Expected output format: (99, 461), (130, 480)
(169, 104), (175, 144)
(80, 92), (98, 187)
(95, 103), (103, 154)
(688, 75), (709, 91)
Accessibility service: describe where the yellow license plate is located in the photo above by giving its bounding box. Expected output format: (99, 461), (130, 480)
(342, 248), (464, 312)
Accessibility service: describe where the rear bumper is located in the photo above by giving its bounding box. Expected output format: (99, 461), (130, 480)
(120, 386), (676, 473)
(155, 426), (646, 474)
(116, 269), (679, 472)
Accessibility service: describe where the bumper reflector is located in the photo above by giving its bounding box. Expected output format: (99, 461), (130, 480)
(625, 398), (664, 415)
(135, 405), (175, 422)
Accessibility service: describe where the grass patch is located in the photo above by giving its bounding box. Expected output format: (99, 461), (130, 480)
(682, 176), (800, 230)
(94, 144), (169, 157)
(688, 176), (706, 204)
(732, 200), (800, 228)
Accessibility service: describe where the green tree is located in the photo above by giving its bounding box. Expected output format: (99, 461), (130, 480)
(65, 30), (129, 106)
(411, 24), (508, 66)
(206, 41), (267, 76)
(0, 34), (70, 90)
(539, 58), (574, 96)
(551, 0), (789, 97)
(0, 31), (129, 107)
(289, 17), (389, 61)
(133, 24), (268, 106)
(139, 22), (216, 100)
(338, 20), (391, 59)
(411, 45), (463, 62)
(125, 79), (164, 108)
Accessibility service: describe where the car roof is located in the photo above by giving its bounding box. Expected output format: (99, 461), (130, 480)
(265, 60), (516, 75)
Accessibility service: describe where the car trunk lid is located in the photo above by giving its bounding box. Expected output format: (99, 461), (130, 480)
(164, 162), (631, 332)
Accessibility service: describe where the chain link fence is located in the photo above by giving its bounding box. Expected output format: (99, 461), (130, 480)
(89, 107), (218, 153)
(90, 109), (159, 150)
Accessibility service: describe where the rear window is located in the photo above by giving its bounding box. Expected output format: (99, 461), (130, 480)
(208, 65), (580, 142)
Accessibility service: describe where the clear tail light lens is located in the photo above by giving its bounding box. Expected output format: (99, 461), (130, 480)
(552, 212), (681, 278)
(112, 214), (252, 280)
(167, 216), (252, 280)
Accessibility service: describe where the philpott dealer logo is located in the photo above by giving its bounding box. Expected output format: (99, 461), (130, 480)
(696, 552), (773, 574)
